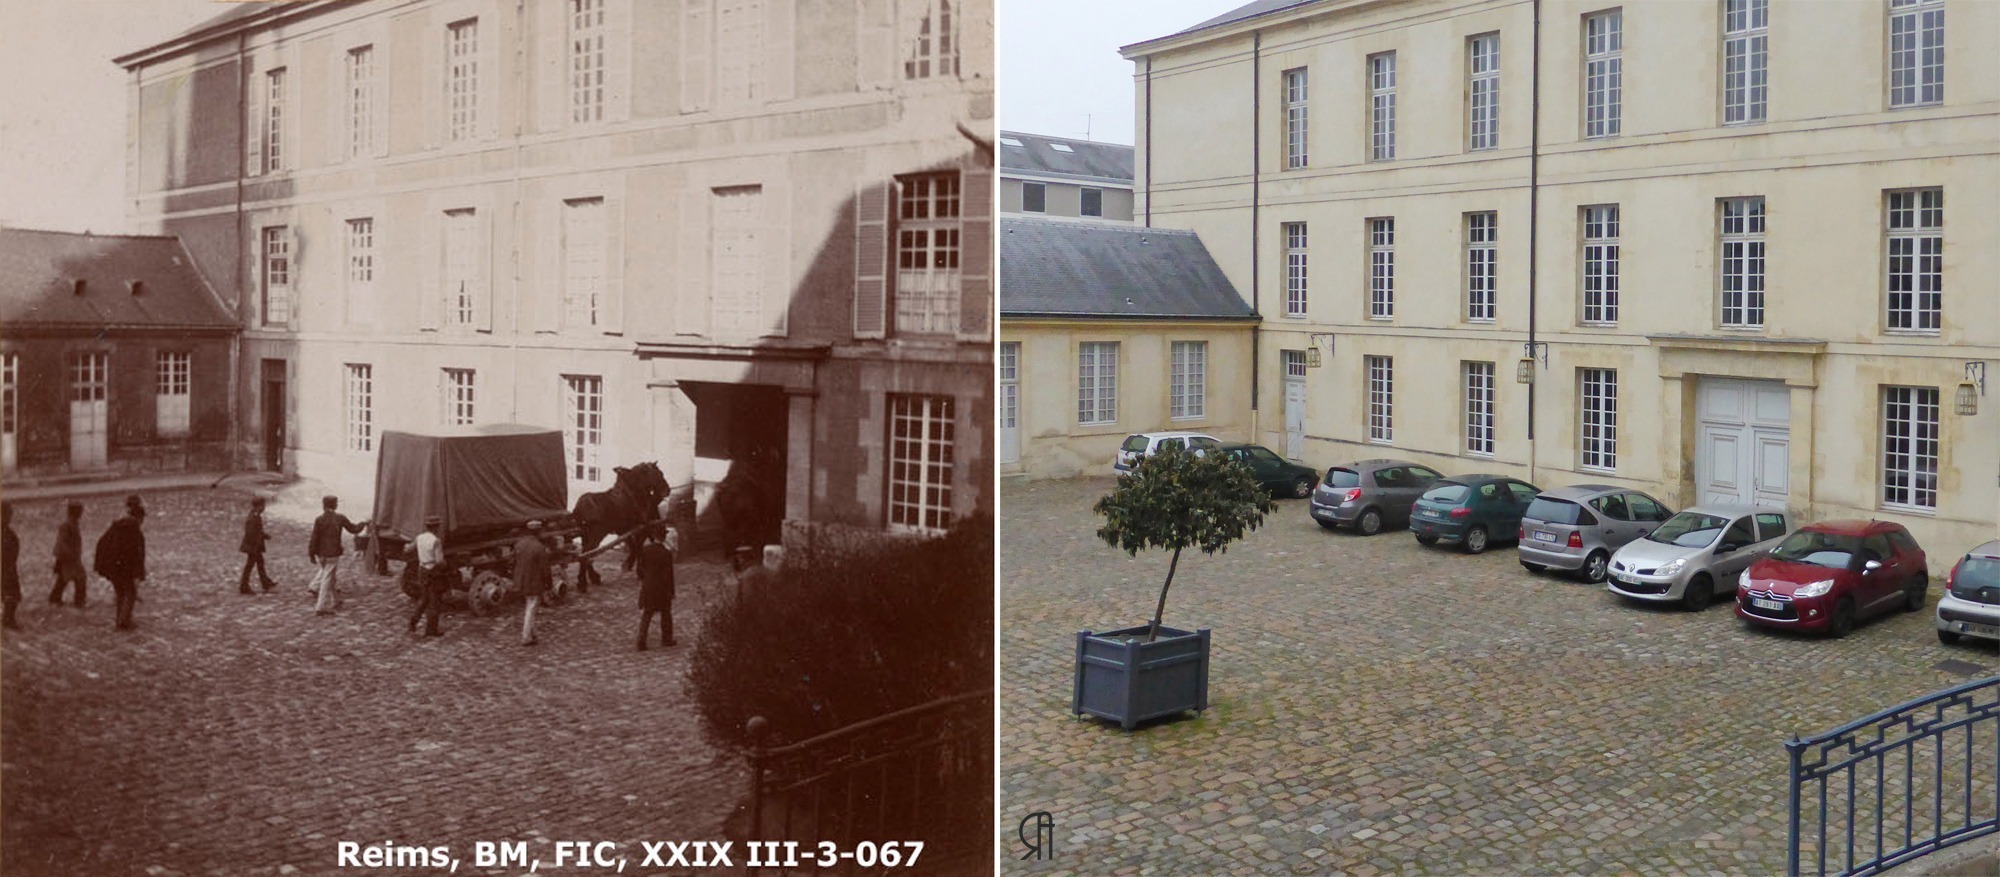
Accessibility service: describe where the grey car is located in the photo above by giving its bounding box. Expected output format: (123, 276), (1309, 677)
(1308, 459), (1445, 535)
(1517, 484), (1674, 582)
(1605, 504), (1791, 610)
(1936, 540), (2000, 646)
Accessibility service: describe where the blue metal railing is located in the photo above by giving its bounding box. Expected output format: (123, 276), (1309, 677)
(1788, 675), (2000, 876)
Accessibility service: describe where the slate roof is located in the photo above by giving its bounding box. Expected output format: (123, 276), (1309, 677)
(0, 228), (237, 332)
(116, 1), (347, 68)
(1000, 217), (1254, 321)
(999, 131), (1134, 184)
(1177, 0), (1319, 35)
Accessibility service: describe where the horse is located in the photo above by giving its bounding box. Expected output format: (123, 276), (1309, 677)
(571, 461), (670, 591)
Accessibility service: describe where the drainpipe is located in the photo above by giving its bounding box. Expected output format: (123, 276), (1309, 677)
(1526, 0), (1542, 484)
(507, 0), (526, 425)
(228, 32), (247, 472)
(1143, 56), (1153, 228)
(1250, 31), (1262, 424)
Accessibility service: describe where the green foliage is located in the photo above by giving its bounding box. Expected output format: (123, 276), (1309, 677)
(1094, 445), (1273, 558)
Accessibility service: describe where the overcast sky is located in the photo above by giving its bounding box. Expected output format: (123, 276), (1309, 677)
(997, 0), (1237, 145)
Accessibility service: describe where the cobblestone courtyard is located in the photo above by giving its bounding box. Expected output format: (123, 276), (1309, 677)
(1001, 478), (1995, 875)
(2, 487), (744, 876)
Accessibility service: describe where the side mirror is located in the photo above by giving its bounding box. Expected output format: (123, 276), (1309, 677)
(1718, 543), (1740, 554)
(1863, 559), (1883, 573)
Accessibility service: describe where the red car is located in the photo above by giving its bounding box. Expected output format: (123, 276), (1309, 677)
(1736, 519), (1930, 637)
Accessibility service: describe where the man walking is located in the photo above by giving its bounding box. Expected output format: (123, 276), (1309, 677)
(239, 496), (278, 594)
(308, 495), (365, 616)
(93, 495), (147, 631)
(3, 503), (20, 630)
(513, 520), (552, 646)
(408, 516), (446, 637)
(636, 524), (676, 650)
(49, 500), (85, 607)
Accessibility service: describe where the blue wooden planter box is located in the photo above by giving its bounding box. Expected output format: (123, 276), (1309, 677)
(1073, 625), (1211, 730)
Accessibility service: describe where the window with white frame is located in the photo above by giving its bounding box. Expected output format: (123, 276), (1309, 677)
(712, 186), (766, 337)
(2, 353), (15, 461)
(261, 226), (291, 327)
(904, 0), (959, 79)
(1466, 212), (1497, 322)
(896, 172), (961, 335)
(344, 364), (373, 452)
(155, 352), (190, 437)
(1886, 188), (1943, 333)
(446, 19), (479, 142)
(1369, 53), (1396, 161)
(998, 342), (1018, 434)
(717, 0), (766, 103)
(444, 208), (478, 327)
(345, 47), (375, 158)
(1465, 361), (1495, 456)
(1078, 342), (1118, 425)
(1583, 9), (1622, 139)
(1283, 349), (1308, 380)
(888, 394), (955, 533)
(265, 67), (287, 172)
(1081, 187), (1103, 218)
(1888, 0), (1944, 108)
(1284, 67), (1308, 169)
(1881, 385), (1939, 510)
(1021, 182), (1045, 213)
(1283, 221), (1307, 317)
(564, 375), (604, 482)
(1468, 33), (1500, 150)
(1170, 341), (1206, 421)
(1581, 204), (1620, 324)
(1722, 0), (1767, 124)
(1369, 218), (1395, 319)
(346, 217), (374, 321)
(570, 0), (606, 123)
(441, 368), (476, 426)
(1719, 196), (1765, 328)
(563, 198), (606, 328)
(1366, 356), (1393, 442)
(1580, 368), (1618, 470)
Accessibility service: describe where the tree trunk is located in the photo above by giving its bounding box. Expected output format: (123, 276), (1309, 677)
(1146, 545), (1183, 642)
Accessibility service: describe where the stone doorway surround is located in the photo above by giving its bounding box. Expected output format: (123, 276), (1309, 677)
(1649, 334), (1824, 520)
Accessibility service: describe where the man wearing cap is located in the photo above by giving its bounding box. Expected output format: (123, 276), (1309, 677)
(93, 495), (148, 631)
(49, 500), (87, 607)
(512, 520), (552, 646)
(635, 523), (676, 650)
(408, 515), (446, 636)
(238, 496), (278, 594)
(308, 495), (366, 616)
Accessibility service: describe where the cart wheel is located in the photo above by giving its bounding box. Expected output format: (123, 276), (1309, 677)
(468, 570), (508, 617)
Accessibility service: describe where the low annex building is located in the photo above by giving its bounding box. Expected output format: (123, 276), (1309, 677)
(999, 130), (1135, 222)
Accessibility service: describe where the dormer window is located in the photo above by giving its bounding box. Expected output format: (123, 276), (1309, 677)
(999, 136), (1024, 148)
(1048, 142), (1074, 153)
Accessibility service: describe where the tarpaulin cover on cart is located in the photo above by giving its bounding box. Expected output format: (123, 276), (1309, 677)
(371, 425), (569, 539)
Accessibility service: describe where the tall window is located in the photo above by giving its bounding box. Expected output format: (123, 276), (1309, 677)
(1369, 218), (1395, 320)
(1882, 385), (1939, 510)
(261, 226), (291, 327)
(1369, 53), (1396, 161)
(447, 19), (480, 141)
(442, 368), (476, 426)
(155, 352), (191, 437)
(444, 209), (478, 327)
(1722, 0), (1767, 124)
(1284, 67), (1308, 169)
(1584, 10), (1623, 139)
(346, 217), (374, 321)
(1886, 188), (1943, 333)
(998, 342), (1018, 439)
(1468, 34), (1500, 150)
(1283, 221), (1308, 317)
(344, 364), (374, 453)
(1466, 212), (1497, 322)
(2, 352), (16, 465)
(896, 173), (961, 335)
(888, 395), (955, 533)
(1081, 187), (1103, 218)
(1580, 368), (1618, 470)
(1888, 0), (1944, 108)
(1078, 342), (1118, 425)
(712, 186), (767, 337)
(1465, 362), (1495, 456)
(564, 375), (604, 482)
(1719, 196), (1765, 328)
(570, 0), (606, 122)
(1581, 204), (1620, 324)
(1366, 356), (1393, 443)
(345, 47), (375, 158)
(1170, 341), (1206, 421)
(265, 67), (287, 172)
(563, 198), (606, 328)
(717, 0), (766, 103)
(904, 0), (958, 79)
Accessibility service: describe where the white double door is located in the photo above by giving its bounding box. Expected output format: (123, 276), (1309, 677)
(1695, 377), (1790, 508)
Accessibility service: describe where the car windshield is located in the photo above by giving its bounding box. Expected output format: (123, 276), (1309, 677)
(1646, 512), (1729, 548)
(1420, 483), (1469, 504)
(1768, 530), (1864, 569)
(1524, 498), (1583, 525)
(1951, 558), (2000, 597)
(1120, 435), (1149, 453)
(1324, 468), (1361, 488)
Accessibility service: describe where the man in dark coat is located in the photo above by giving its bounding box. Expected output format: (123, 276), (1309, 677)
(636, 524), (676, 650)
(514, 521), (552, 646)
(49, 500), (85, 607)
(238, 496), (278, 594)
(308, 495), (365, 616)
(2, 502), (20, 630)
(93, 495), (147, 631)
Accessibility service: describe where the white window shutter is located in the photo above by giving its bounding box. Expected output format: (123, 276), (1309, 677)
(326, 45), (347, 164)
(606, 0), (633, 122)
(533, 200), (561, 333)
(478, 20), (500, 141)
(422, 23), (443, 149)
(957, 167), (991, 341)
(681, 0), (712, 113)
(857, 0), (895, 91)
(676, 193), (709, 336)
(765, 0), (795, 102)
(536, 0), (565, 132)
(283, 49), (301, 172)
(474, 208), (493, 331)
(245, 58), (265, 176)
(852, 180), (889, 339)
(603, 192), (626, 333)
(372, 40), (391, 157)
(284, 224), (302, 330)
(419, 210), (442, 330)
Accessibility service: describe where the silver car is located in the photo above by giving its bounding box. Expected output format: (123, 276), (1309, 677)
(1936, 540), (2000, 646)
(1518, 484), (1674, 582)
(1308, 459), (1444, 535)
(1110, 431), (1220, 478)
(1605, 504), (1790, 610)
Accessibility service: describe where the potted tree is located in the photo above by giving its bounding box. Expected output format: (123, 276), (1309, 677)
(1075, 444), (1273, 729)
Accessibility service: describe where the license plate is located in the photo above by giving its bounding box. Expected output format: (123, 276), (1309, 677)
(1423, 509), (1441, 518)
(1611, 572), (1633, 584)
(1532, 532), (1557, 544)
(1752, 598), (1784, 612)
(1961, 622), (2000, 638)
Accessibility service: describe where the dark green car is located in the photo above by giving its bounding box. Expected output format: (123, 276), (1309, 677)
(1217, 443), (1321, 499)
(1408, 474), (1542, 554)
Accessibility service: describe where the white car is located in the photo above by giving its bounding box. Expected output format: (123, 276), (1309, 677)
(1937, 540), (2000, 646)
(1111, 431), (1220, 477)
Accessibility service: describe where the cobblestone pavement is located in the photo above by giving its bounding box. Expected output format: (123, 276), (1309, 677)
(1000, 478), (1998, 876)
(2, 487), (745, 876)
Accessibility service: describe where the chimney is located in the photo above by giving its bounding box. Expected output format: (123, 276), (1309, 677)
(128, 280), (145, 296)
(72, 278), (86, 296)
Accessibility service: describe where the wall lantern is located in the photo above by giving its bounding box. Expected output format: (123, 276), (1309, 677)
(1516, 341), (1549, 385)
(1305, 347), (1322, 368)
(1958, 362), (1986, 416)
(1307, 333), (1334, 369)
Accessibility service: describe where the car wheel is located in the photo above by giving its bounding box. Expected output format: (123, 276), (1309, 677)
(1415, 533), (1439, 546)
(1829, 599), (1857, 639)
(1290, 477), (1314, 499)
(1358, 508), (1384, 536)
(1463, 525), (1490, 554)
(1578, 551), (1611, 585)
(1682, 574), (1714, 611)
(1521, 562), (1546, 575)
(1316, 519), (1339, 531)
(1905, 573), (1928, 612)
(1939, 629), (1962, 645)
